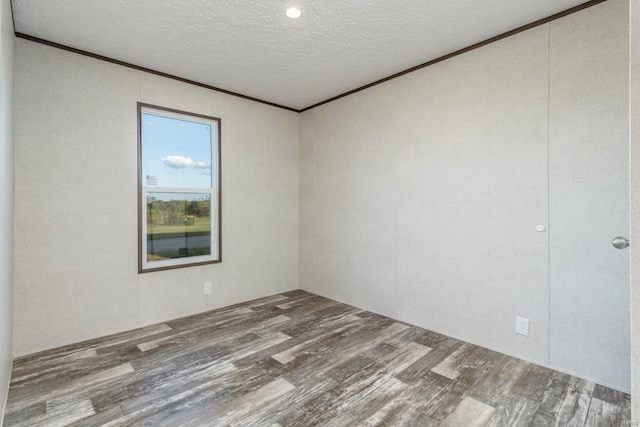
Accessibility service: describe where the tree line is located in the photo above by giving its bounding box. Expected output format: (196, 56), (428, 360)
(147, 196), (211, 224)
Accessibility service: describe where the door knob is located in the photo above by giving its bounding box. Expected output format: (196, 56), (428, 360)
(611, 236), (630, 249)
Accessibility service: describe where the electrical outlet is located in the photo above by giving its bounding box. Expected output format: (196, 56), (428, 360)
(515, 316), (529, 336)
(203, 282), (212, 295)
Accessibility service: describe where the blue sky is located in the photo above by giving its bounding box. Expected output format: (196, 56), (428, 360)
(141, 112), (215, 189)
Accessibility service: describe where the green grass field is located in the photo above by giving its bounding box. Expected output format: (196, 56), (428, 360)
(148, 216), (211, 235)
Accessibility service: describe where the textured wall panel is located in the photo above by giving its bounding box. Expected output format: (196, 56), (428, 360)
(13, 39), (299, 355)
(393, 25), (550, 366)
(0, 0), (14, 419)
(548, 0), (630, 392)
(631, 0), (640, 416)
(311, 84), (398, 318)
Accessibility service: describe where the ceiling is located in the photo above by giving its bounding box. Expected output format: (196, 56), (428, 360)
(12, 0), (592, 111)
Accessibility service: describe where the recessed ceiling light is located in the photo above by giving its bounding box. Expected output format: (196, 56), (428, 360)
(286, 7), (301, 19)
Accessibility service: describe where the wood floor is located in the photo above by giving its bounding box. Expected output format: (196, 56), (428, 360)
(3, 290), (631, 426)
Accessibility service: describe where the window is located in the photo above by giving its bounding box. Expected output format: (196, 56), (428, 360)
(138, 103), (221, 272)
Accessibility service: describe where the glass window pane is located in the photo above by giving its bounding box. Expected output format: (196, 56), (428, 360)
(141, 112), (213, 189)
(146, 192), (211, 261)
(138, 104), (220, 272)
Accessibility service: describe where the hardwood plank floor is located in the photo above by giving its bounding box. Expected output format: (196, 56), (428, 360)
(3, 290), (631, 426)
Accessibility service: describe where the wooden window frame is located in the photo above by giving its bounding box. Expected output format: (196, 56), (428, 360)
(137, 103), (222, 273)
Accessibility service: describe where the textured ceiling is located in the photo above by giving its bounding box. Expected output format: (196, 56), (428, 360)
(12, 0), (591, 110)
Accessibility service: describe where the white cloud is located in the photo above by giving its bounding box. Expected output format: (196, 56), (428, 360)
(161, 155), (209, 169)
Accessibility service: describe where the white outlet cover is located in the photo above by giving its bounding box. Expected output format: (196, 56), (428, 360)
(204, 282), (212, 295)
(515, 316), (529, 336)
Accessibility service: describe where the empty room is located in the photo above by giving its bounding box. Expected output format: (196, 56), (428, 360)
(1, 0), (640, 425)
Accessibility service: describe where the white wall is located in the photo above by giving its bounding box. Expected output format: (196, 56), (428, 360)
(394, 23), (552, 363)
(300, 0), (630, 392)
(548, 0), (630, 394)
(0, 0), (13, 421)
(298, 112), (315, 291)
(630, 0), (640, 418)
(13, 39), (299, 356)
